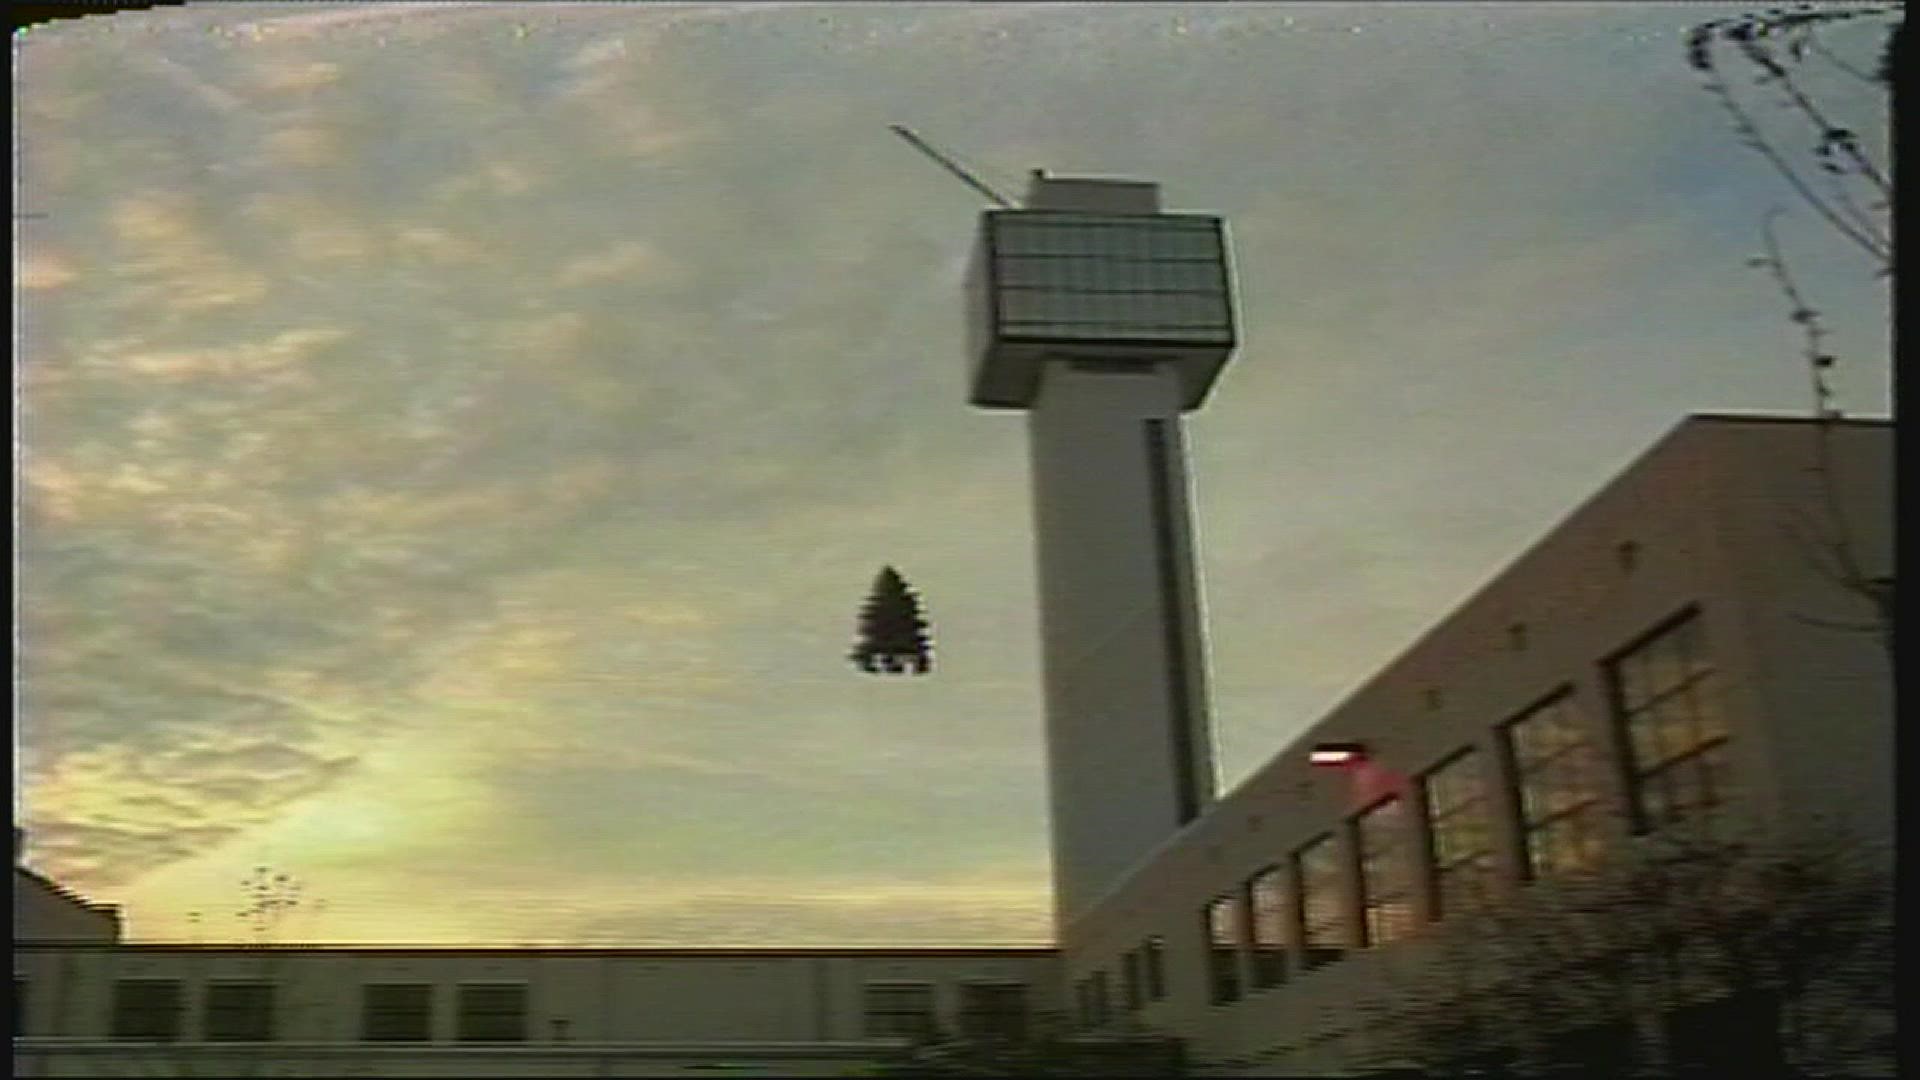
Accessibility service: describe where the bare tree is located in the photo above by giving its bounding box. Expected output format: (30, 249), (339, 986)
(1353, 823), (1893, 1078)
(1686, 5), (1897, 662)
(868, 1008), (1189, 1078)
(129, 867), (322, 1079)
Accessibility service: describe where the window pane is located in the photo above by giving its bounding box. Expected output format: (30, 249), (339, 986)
(1297, 835), (1347, 968)
(362, 984), (433, 1043)
(1425, 749), (1494, 920)
(1205, 895), (1242, 1004)
(1248, 866), (1288, 988)
(1609, 612), (1728, 833)
(1359, 798), (1415, 946)
(457, 983), (526, 1043)
(864, 983), (936, 1039)
(1143, 937), (1166, 1000)
(111, 980), (183, 1041)
(1506, 693), (1608, 881)
(959, 983), (1027, 1040)
(204, 982), (275, 1042)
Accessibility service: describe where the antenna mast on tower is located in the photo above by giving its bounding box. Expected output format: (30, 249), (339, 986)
(887, 125), (1017, 209)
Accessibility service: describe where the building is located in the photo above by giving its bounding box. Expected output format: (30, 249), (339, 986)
(15, 828), (122, 945)
(1048, 413), (1892, 1075)
(11, 944), (1058, 1077)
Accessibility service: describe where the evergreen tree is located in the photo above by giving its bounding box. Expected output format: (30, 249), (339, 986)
(849, 565), (933, 675)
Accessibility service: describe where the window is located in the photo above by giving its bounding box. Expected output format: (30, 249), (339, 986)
(1505, 692), (1610, 880)
(14, 978), (25, 1035)
(1089, 970), (1110, 1026)
(1203, 894), (1242, 1004)
(1610, 611), (1731, 833)
(1121, 949), (1143, 1011)
(111, 979), (184, 1041)
(1424, 749), (1497, 919)
(1142, 937), (1166, 1001)
(958, 982), (1026, 1041)
(1295, 834), (1347, 969)
(1247, 866), (1288, 988)
(987, 213), (1233, 343)
(1357, 797), (1417, 947)
(203, 981), (275, 1042)
(361, 983), (433, 1042)
(457, 983), (527, 1043)
(864, 983), (935, 1040)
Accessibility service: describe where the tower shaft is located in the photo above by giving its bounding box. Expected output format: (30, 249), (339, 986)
(1028, 362), (1217, 925)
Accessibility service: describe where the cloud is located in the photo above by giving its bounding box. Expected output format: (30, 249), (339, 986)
(17, 250), (79, 290)
(555, 240), (674, 288)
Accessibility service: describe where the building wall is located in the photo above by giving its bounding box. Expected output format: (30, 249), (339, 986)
(11, 946), (1060, 1042)
(12, 946), (1061, 1077)
(14, 869), (123, 945)
(1055, 415), (1891, 1073)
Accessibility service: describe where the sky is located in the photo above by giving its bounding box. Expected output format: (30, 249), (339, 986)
(13, 2), (1892, 946)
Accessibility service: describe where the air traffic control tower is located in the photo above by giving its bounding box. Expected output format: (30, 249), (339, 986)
(966, 173), (1238, 929)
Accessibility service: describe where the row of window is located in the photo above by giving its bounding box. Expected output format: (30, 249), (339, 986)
(990, 217), (1224, 260)
(1088, 609), (1730, 1018)
(1074, 936), (1164, 1028)
(993, 253), (1229, 294)
(861, 981), (1026, 1041)
(997, 290), (1234, 335)
(87, 980), (523, 1043)
(1239, 610), (1725, 1002)
(14, 977), (1027, 1044)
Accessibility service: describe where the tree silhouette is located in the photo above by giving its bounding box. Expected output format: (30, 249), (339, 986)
(849, 565), (934, 675)
(1351, 823), (1892, 1078)
(1684, 5), (1897, 663)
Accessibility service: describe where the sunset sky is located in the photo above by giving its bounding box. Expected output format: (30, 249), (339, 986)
(14, 2), (1891, 946)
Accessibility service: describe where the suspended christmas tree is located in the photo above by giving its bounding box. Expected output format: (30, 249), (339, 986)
(849, 565), (933, 675)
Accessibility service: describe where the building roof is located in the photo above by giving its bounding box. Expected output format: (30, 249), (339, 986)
(12, 941), (1058, 956)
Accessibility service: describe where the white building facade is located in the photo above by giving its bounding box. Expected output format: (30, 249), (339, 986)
(11, 945), (1058, 1077)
